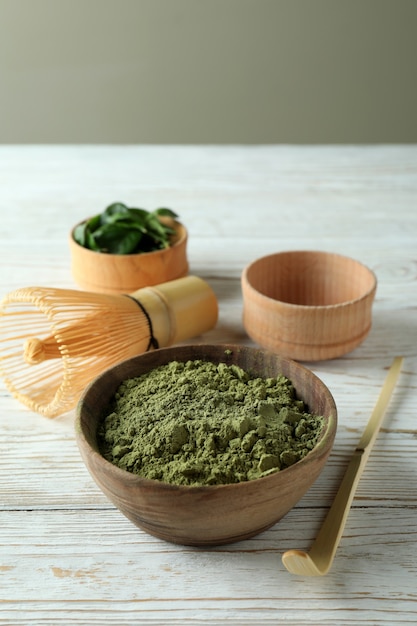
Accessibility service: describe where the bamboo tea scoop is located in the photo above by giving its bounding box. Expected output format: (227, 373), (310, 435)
(282, 356), (403, 576)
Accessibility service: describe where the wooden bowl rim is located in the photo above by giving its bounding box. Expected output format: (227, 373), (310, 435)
(75, 344), (337, 493)
(242, 249), (377, 310)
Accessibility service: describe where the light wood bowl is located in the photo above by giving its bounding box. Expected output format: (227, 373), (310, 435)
(69, 217), (188, 294)
(242, 251), (377, 362)
(75, 344), (337, 547)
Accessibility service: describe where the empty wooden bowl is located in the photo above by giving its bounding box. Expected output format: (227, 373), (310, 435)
(69, 217), (188, 294)
(75, 344), (337, 547)
(242, 251), (377, 362)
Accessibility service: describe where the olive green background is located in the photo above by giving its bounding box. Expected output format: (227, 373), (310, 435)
(1, 0), (416, 143)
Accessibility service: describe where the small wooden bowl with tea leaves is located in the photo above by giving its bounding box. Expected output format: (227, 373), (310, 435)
(69, 203), (188, 294)
(75, 344), (337, 546)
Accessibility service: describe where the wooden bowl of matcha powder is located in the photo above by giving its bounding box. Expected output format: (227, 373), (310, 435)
(75, 344), (337, 546)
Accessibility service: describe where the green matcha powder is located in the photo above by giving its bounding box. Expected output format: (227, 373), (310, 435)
(98, 358), (324, 486)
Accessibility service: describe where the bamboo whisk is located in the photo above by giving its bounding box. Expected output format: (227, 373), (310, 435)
(0, 276), (218, 418)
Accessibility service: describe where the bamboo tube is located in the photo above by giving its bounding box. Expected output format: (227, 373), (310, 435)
(0, 276), (218, 418)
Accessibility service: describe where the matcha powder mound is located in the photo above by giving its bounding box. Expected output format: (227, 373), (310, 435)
(97, 359), (324, 486)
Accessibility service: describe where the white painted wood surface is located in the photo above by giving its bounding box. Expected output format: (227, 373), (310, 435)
(0, 145), (416, 625)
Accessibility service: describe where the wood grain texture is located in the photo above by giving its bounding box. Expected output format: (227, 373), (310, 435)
(0, 145), (416, 624)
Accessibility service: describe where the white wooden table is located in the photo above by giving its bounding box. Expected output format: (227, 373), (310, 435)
(0, 145), (416, 625)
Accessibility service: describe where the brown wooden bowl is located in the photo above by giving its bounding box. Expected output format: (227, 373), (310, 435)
(242, 251), (377, 361)
(69, 217), (188, 294)
(75, 344), (337, 546)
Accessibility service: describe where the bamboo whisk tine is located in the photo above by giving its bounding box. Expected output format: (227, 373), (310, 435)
(0, 277), (218, 418)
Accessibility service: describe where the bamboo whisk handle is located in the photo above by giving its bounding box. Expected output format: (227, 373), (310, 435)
(132, 276), (219, 347)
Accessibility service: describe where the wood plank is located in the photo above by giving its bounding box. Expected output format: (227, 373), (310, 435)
(1, 508), (416, 623)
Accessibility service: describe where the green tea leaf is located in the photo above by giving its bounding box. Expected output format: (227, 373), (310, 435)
(73, 222), (87, 247)
(103, 202), (129, 216)
(87, 214), (102, 230)
(146, 214), (167, 236)
(86, 229), (101, 251)
(155, 207), (178, 219)
(94, 222), (142, 254)
(127, 208), (150, 224)
(101, 203), (130, 225)
(74, 203), (179, 254)
(112, 230), (143, 254)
